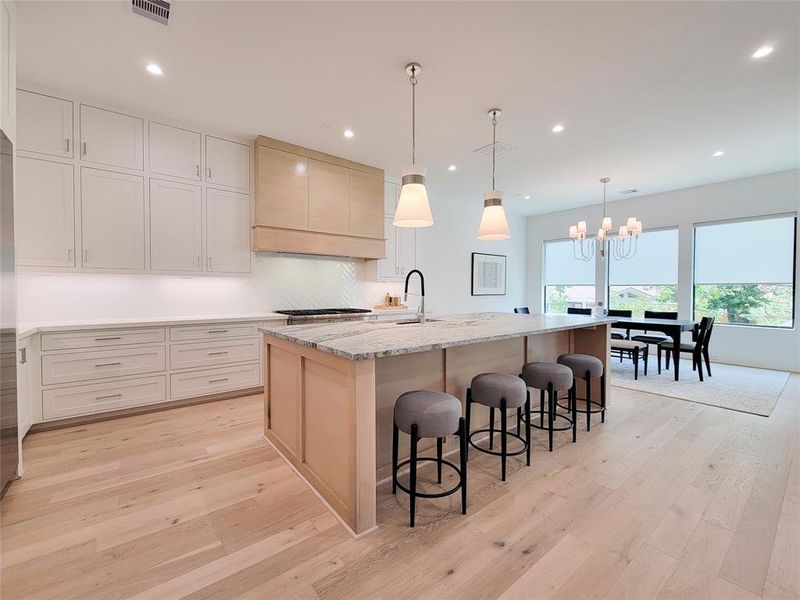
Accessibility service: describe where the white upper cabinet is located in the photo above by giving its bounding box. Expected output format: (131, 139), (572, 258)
(149, 179), (202, 272)
(149, 122), (201, 181)
(17, 90), (73, 157)
(206, 188), (251, 273)
(206, 136), (250, 190)
(398, 227), (417, 277)
(80, 168), (145, 269)
(80, 105), (144, 171)
(0, 0), (16, 143)
(368, 180), (418, 282)
(16, 157), (74, 267)
(377, 216), (398, 279)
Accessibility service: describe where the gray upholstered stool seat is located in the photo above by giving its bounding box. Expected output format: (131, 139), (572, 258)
(522, 362), (573, 392)
(557, 353), (604, 378)
(394, 391), (462, 439)
(470, 373), (527, 408)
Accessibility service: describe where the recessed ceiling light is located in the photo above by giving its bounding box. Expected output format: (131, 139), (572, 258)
(343, 129), (354, 138)
(448, 164), (457, 172)
(146, 63), (163, 76)
(712, 150), (725, 157)
(551, 124), (565, 133)
(524, 195), (531, 200)
(752, 45), (774, 59)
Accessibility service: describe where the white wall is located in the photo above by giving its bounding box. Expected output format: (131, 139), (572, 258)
(526, 169), (800, 372)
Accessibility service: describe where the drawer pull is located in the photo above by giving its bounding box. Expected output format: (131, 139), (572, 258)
(208, 329), (228, 334)
(208, 351), (229, 356)
(95, 393), (123, 400)
(208, 378), (229, 384)
(95, 362), (122, 367)
(94, 336), (122, 341)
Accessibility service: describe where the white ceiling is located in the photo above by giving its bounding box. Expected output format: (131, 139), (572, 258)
(16, 1), (800, 216)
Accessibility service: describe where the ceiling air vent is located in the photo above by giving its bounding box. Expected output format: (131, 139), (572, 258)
(618, 188), (640, 195)
(474, 141), (515, 158)
(132, 0), (170, 25)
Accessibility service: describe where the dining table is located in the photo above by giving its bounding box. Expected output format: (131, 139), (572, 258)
(611, 317), (698, 381)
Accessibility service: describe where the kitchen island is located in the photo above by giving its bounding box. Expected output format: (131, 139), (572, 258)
(259, 312), (611, 535)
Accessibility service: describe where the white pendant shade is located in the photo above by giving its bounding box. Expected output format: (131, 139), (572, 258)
(393, 166), (433, 228)
(477, 191), (510, 240)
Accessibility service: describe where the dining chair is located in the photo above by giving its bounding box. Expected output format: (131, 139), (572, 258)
(631, 310), (677, 345)
(514, 307), (530, 314)
(567, 307), (592, 315)
(607, 309), (632, 340)
(659, 316), (714, 381)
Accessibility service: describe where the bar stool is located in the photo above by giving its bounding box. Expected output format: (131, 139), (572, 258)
(520, 362), (575, 452)
(392, 391), (467, 527)
(556, 353), (605, 431)
(465, 373), (530, 481)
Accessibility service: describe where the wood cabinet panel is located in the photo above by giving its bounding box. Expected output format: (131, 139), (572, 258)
(308, 159), (349, 234)
(266, 344), (301, 458)
(15, 157), (74, 267)
(349, 170), (383, 239)
(254, 145), (308, 230)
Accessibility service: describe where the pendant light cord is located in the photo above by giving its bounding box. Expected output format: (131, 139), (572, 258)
(491, 111), (497, 190)
(410, 67), (417, 166)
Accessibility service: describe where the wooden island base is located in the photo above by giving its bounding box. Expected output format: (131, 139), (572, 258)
(264, 323), (609, 536)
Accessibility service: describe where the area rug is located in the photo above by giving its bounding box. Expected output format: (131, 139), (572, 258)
(610, 358), (790, 417)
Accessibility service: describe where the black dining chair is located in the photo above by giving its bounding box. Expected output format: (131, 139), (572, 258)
(567, 307), (592, 315)
(514, 307), (530, 314)
(607, 309), (632, 340)
(632, 310), (678, 373)
(659, 316), (715, 381)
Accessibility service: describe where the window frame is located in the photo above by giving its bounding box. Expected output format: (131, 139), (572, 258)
(542, 237), (597, 313)
(691, 213), (797, 330)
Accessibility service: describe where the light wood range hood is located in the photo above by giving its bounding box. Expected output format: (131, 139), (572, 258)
(252, 136), (386, 259)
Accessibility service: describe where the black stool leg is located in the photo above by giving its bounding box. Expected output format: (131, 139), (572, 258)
(600, 373), (606, 423)
(634, 347), (639, 380)
(459, 417), (467, 514)
(547, 383), (555, 452)
(465, 388), (472, 462)
(657, 346), (662, 374)
(586, 370), (592, 432)
(409, 424), (418, 528)
(436, 437), (443, 484)
(500, 398), (508, 482)
(516, 406), (522, 436)
(539, 389), (545, 427)
(525, 391), (531, 466)
(644, 347), (649, 376)
(489, 407), (495, 450)
(392, 419), (399, 495)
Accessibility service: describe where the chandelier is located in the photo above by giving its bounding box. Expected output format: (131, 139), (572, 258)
(568, 177), (643, 261)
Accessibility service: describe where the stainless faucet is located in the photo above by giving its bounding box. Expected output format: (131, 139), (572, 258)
(404, 269), (426, 323)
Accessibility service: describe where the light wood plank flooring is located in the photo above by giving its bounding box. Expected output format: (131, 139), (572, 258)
(2, 374), (798, 600)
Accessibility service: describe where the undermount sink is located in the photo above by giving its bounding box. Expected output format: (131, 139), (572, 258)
(395, 319), (441, 325)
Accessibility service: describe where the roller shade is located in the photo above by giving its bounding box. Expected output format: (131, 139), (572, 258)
(543, 239), (595, 285)
(695, 215), (796, 285)
(609, 228), (679, 285)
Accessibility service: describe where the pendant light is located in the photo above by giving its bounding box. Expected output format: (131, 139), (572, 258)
(393, 63), (434, 228)
(477, 108), (511, 240)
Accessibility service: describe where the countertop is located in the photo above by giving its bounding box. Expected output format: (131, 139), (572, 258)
(17, 312), (289, 340)
(260, 312), (613, 360)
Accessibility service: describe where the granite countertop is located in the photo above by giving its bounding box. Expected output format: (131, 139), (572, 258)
(17, 312), (289, 340)
(260, 312), (613, 360)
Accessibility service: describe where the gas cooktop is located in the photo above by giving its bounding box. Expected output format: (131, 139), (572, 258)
(275, 308), (372, 317)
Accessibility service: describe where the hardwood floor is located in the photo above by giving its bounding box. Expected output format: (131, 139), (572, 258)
(2, 374), (798, 600)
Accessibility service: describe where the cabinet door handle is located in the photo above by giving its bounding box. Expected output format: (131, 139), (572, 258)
(207, 256), (212, 269)
(84, 249), (89, 263)
(95, 362), (122, 368)
(65, 138), (70, 152)
(19, 348), (26, 365)
(196, 256), (201, 268)
(208, 351), (228, 356)
(82, 141), (87, 156)
(209, 378), (229, 384)
(196, 164), (200, 177)
(94, 336), (122, 341)
(208, 329), (228, 334)
(207, 167), (212, 179)
(95, 393), (123, 400)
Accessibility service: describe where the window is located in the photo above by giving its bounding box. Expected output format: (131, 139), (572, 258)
(608, 228), (679, 316)
(543, 239), (595, 313)
(694, 214), (796, 328)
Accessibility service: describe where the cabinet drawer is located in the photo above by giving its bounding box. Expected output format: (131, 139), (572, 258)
(41, 328), (166, 351)
(169, 323), (259, 342)
(42, 346), (166, 386)
(170, 338), (260, 370)
(170, 363), (261, 400)
(42, 376), (166, 420)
